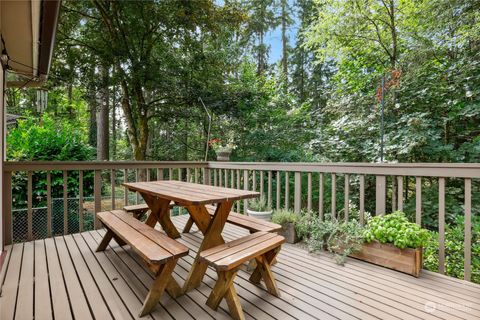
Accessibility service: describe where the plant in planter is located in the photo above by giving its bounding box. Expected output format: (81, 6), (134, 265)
(297, 213), (365, 265)
(247, 197), (272, 221)
(209, 138), (236, 161)
(272, 209), (299, 243)
(361, 211), (431, 276)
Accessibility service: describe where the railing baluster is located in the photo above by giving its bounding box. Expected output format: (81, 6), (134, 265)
(319, 173), (324, 221)
(123, 169), (128, 206)
(359, 174), (365, 225)
(416, 176), (422, 225)
(260, 171), (264, 197)
(344, 174), (349, 221)
(214, 169), (218, 186)
(294, 172), (301, 214)
(252, 170), (257, 191)
(397, 176), (403, 211)
(285, 171), (290, 209)
(464, 178), (472, 281)
(111, 169), (116, 210)
(225, 169), (228, 187)
(231, 170), (234, 188)
(178, 168), (182, 181)
(438, 177), (445, 275)
(195, 168), (199, 183)
(47, 172), (52, 236)
(28, 171), (33, 240)
(169, 168), (173, 180)
(3, 171), (12, 244)
(276, 171), (281, 211)
(136, 169), (140, 204)
(63, 171), (68, 236)
(187, 168), (191, 182)
(78, 170), (83, 233)
(307, 172), (312, 213)
(94, 169), (102, 229)
(268, 171), (272, 209)
(243, 170), (249, 214)
(157, 168), (163, 180)
(331, 173), (336, 218)
(236, 169), (241, 212)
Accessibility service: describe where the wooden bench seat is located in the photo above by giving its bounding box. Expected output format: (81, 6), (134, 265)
(182, 205), (282, 234)
(199, 232), (285, 320)
(96, 210), (188, 317)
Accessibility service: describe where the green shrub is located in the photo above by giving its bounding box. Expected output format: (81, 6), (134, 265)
(297, 213), (364, 265)
(248, 196), (271, 211)
(272, 209), (298, 225)
(423, 216), (480, 284)
(363, 211), (431, 249)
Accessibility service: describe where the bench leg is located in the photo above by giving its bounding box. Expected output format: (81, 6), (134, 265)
(206, 270), (245, 320)
(182, 217), (194, 233)
(139, 259), (179, 317)
(249, 247), (281, 297)
(96, 229), (114, 252)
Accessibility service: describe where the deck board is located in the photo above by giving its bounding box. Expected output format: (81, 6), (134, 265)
(1, 215), (479, 320)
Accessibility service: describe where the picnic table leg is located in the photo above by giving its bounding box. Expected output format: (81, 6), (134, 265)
(249, 247), (281, 297)
(206, 269), (245, 320)
(183, 201), (233, 292)
(182, 217), (194, 233)
(139, 259), (179, 317)
(142, 193), (181, 239)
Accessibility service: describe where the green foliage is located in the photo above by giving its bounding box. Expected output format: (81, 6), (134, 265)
(248, 196), (271, 212)
(7, 114), (94, 208)
(297, 213), (365, 265)
(424, 216), (480, 284)
(7, 114), (93, 161)
(363, 211), (431, 249)
(272, 209), (298, 225)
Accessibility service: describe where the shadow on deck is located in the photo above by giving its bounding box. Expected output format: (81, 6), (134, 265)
(1, 215), (479, 320)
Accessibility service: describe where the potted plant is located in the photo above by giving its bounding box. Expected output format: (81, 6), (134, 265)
(209, 138), (236, 161)
(272, 209), (299, 243)
(297, 213), (365, 265)
(360, 211), (430, 277)
(246, 197), (272, 221)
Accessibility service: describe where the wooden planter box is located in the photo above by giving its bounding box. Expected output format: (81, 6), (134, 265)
(349, 241), (423, 277)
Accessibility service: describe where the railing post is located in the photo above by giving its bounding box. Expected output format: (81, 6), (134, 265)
(438, 177), (445, 275)
(294, 172), (301, 214)
(375, 175), (386, 215)
(63, 171), (68, 235)
(94, 169), (102, 229)
(78, 171), (83, 233)
(415, 177), (422, 225)
(464, 178), (472, 281)
(3, 171), (12, 245)
(331, 173), (336, 218)
(28, 171), (33, 240)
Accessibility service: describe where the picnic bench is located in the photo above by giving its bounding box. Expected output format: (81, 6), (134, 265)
(122, 180), (260, 292)
(200, 231), (285, 320)
(182, 204), (282, 234)
(96, 209), (189, 317)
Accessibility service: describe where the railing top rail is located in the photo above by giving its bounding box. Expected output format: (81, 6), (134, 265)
(4, 161), (480, 178)
(4, 161), (208, 171)
(207, 162), (480, 178)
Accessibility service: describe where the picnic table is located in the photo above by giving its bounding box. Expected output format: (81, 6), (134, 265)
(122, 180), (260, 292)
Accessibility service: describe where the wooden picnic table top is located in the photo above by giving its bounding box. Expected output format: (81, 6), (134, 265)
(122, 180), (259, 205)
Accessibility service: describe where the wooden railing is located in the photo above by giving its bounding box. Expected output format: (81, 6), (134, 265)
(3, 161), (479, 282)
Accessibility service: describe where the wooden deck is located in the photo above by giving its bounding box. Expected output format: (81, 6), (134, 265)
(1, 214), (479, 320)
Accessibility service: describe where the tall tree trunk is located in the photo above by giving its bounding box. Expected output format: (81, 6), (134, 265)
(281, 0), (289, 88)
(88, 88), (97, 149)
(97, 65), (110, 160)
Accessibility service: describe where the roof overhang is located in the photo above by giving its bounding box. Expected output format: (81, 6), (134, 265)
(1, 0), (61, 88)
